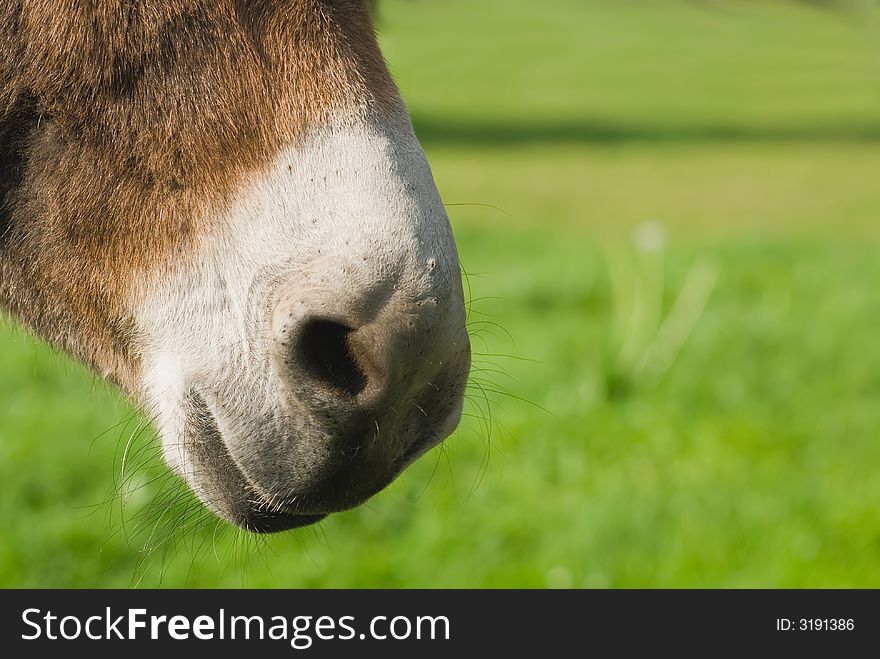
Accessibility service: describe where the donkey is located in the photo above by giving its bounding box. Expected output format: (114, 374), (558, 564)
(0, 1), (470, 532)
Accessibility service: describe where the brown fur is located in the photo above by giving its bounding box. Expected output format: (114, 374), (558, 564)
(0, 0), (396, 393)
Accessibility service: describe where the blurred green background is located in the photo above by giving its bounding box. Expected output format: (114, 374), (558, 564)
(2, 0), (880, 587)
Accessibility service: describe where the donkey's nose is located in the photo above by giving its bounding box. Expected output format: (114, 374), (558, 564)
(239, 267), (470, 517)
(293, 318), (369, 398)
(280, 313), (396, 410)
(270, 275), (458, 416)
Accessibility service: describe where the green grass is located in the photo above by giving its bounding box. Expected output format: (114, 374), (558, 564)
(2, 0), (880, 587)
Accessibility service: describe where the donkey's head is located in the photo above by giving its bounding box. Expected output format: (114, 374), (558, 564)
(0, 1), (470, 531)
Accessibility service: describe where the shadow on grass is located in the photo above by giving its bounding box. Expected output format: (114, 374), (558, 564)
(412, 115), (880, 146)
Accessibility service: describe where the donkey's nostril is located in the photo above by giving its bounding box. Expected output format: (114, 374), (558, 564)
(294, 319), (367, 397)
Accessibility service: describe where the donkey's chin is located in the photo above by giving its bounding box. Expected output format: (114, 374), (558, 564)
(169, 390), (321, 533)
(168, 385), (465, 533)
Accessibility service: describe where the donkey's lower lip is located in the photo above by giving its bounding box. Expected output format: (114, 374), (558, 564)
(182, 389), (332, 532)
(243, 512), (327, 534)
(181, 389), (389, 531)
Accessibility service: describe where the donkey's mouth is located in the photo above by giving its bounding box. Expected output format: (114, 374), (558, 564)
(173, 342), (468, 532)
(182, 390), (327, 533)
